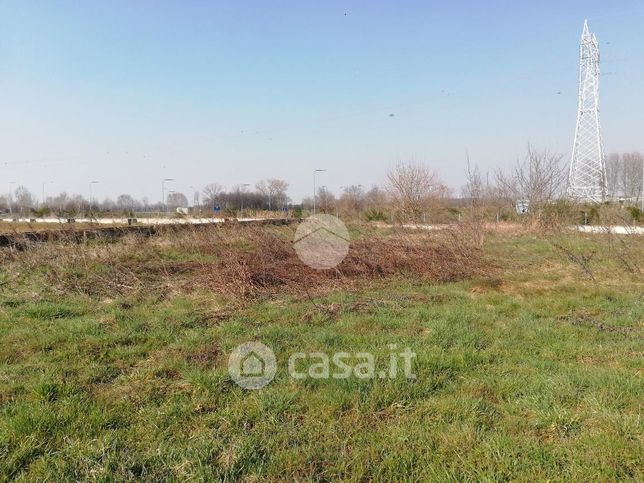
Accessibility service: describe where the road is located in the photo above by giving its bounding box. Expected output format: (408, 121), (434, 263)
(1, 217), (642, 235)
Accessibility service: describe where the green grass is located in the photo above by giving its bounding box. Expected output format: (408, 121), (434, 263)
(0, 233), (642, 480)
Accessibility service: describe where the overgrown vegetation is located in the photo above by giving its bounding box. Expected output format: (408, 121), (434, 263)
(0, 224), (642, 480)
(1, 224), (488, 300)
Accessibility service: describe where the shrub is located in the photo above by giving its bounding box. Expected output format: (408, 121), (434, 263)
(626, 206), (642, 223)
(364, 209), (387, 222)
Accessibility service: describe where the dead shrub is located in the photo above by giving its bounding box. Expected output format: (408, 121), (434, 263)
(1, 223), (492, 301)
(199, 225), (491, 298)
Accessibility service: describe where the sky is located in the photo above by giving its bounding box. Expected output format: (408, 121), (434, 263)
(1, 0), (643, 203)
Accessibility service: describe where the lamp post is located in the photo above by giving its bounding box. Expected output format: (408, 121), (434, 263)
(162, 178), (175, 215)
(42, 181), (53, 208)
(313, 169), (326, 215)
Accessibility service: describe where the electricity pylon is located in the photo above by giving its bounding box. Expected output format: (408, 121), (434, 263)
(567, 20), (606, 203)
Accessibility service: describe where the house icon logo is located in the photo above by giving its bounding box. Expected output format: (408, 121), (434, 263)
(293, 214), (350, 269)
(228, 341), (277, 389)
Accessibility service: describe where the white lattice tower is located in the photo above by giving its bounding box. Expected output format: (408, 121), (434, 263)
(567, 20), (606, 203)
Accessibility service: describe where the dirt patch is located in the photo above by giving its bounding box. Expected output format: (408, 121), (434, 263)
(557, 312), (640, 336)
(185, 345), (220, 366)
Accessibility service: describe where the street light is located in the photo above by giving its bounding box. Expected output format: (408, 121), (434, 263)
(89, 181), (99, 219)
(42, 181), (53, 208)
(313, 169), (326, 215)
(162, 178), (175, 215)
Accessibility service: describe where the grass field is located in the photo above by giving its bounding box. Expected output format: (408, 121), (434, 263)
(0, 225), (642, 481)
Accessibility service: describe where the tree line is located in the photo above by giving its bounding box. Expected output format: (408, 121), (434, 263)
(0, 179), (292, 217)
(605, 152), (644, 201)
(1, 149), (642, 221)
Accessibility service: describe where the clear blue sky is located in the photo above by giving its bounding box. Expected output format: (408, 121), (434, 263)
(1, 0), (643, 202)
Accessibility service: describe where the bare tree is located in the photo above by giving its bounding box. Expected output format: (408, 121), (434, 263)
(116, 194), (137, 212)
(270, 179), (289, 210)
(495, 145), (566, 209)
(100, 198), (116, 212)
(603, 152), (643, 204)
(621, 152), (643, 202)
(70, 194), (86, 213)
(463, 159), (485, 201)
(364, 185), (388, 211)
(460, 158), (495, 246)
(256, 178), (289, 210)
(316, 186), (336, 214)
(385, 162), (447, 222)
(14, 186), (36, 217)
(301, 196), (313, 212)
(0, 195), (9, 213)
(605, 153), (621, 199)
(338, 185), (366, 217)
(48, 192), (71, 213)
(202, 183), (224, 208)
(167, 192), (188, 209)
